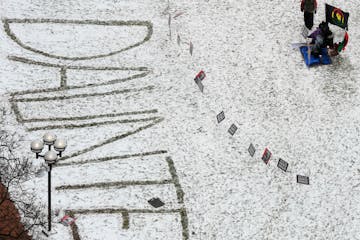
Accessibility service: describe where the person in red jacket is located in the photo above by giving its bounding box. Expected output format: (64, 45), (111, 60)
(301, 0), (317, 30)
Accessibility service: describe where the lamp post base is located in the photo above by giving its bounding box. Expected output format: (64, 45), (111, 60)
(41, 228), (58, 237)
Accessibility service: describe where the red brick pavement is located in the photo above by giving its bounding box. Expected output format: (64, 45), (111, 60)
(0, 183), (31, 240)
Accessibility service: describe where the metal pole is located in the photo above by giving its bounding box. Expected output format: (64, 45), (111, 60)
(48, 164), (52, 232)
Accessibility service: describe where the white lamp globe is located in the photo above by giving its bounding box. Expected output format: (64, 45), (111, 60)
(44, 151), (58, 164)
(54, 139), (67, 152)
(43, 132), (57, 145)
(30, 140), (44, 153)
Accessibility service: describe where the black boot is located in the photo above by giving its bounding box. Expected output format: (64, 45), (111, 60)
(311, 49), (320, 57)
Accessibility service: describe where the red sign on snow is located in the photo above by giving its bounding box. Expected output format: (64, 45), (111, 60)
(194, 70), (206, 93)
(261, 148), (272, 164)
(60, 215), (76, 226)
(195, 70), (206, 81)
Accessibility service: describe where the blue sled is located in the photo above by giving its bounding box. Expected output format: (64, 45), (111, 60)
(300, 46), (331, 66)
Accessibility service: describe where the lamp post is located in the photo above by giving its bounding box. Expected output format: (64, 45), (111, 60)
(30, 133), (67, 235)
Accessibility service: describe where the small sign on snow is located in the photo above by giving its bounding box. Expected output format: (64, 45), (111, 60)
(228, 124), (238, 136)
(277, 158), (288, 172)
(60, 215), (76, 226)
(194, 77), (204, 92)
(261, 148), (272, 164)
(296, 175), (310, 185)
(194, 71), (205, 92)
(195, 70), (206, 81)
(148, 197), (165, 208)
(248, 143), (256, 157)
(217, 111), (225, 123)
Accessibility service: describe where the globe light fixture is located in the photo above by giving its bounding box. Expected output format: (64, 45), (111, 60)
(30, 133), (66, 235)
(44, 151), (58, 165)
(54, 139), (67, 157)
(31, 140), (44, 158)
(43, 132), (57, 150)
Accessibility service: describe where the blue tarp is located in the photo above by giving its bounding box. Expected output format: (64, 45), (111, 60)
(300, 46), (332, 66)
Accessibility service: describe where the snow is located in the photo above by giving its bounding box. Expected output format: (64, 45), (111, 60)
(1, 0), (360, 239)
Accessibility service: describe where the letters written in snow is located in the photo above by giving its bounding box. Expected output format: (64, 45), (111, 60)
(228, 124), (238, 136)
(248, 143), (256, 157)
(217, 111), (225, 123)
(296, 175), (310, 185)
(277, 158), (288, 172)
(261, 148), (271, 164)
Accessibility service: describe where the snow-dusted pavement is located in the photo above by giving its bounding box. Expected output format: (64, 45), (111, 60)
(1, 0), (360, 239)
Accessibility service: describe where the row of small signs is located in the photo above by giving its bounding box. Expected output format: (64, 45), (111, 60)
(249, 144), (310, 185)
(217, 111), (310, 185)
(217, 111), (239, 136)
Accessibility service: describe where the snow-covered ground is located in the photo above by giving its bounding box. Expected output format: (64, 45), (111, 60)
(1, 0), (360, 239)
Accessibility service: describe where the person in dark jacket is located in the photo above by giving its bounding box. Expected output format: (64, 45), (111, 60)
(301, 0), (317, 30)
(308, 22), (334, 57)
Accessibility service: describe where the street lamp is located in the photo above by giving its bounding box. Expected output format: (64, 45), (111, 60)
(30, 132), (67, 235)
